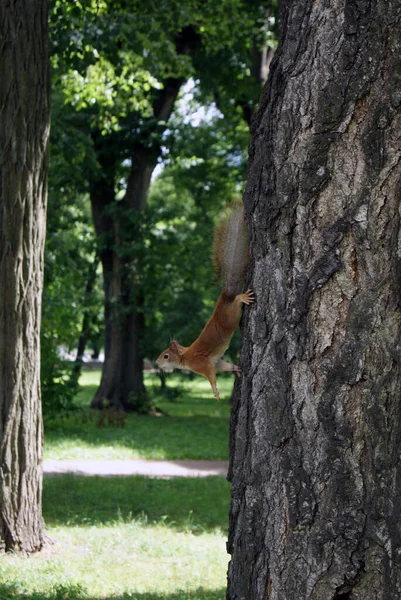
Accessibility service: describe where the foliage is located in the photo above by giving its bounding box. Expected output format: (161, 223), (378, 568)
(40, 343), (77, 420)
(49, 0), (275, 198)
(49, 0), (269, 138)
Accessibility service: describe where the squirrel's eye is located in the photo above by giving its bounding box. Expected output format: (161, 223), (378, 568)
(163, 354), (169, 359)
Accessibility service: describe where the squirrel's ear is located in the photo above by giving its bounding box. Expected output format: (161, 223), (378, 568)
(169, 340), (179, 354)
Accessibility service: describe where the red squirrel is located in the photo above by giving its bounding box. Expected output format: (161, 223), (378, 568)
(156, 203), (253, 401)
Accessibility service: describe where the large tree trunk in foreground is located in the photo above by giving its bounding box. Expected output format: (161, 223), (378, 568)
(0, 0), (49, 553)
(228, 1), (401, 598)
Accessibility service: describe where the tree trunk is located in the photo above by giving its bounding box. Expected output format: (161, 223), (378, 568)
(90, 27), (199, 412)
(70, 256), (99, 387)
(0, 0), (49, 553)
(240, 8), (275, 127)
(228, 1), (401, 598)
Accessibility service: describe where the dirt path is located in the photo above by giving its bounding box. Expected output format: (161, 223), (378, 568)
(43, 458), (229, 478)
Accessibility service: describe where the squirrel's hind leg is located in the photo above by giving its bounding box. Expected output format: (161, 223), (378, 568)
(204, 368), (220, 402)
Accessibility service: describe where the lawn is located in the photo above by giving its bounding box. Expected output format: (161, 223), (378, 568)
(44, 371), (233, 461)
(0, 475), (230, 600)
(0, 371), (233, 600)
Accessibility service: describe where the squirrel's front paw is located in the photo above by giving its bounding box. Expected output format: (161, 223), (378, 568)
(242, 289), (255, 305)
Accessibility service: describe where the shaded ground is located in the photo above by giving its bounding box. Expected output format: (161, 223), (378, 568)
(43, 458), (229, 478)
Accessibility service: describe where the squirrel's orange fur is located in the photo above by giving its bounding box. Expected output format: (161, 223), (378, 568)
(156, 203), (253, 401)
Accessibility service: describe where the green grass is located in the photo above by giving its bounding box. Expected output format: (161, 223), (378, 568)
(44, 371), (233, 461)
(0, 475), (230, 600)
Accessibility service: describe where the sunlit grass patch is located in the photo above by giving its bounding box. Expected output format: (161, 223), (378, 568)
(0, 524), (227, 599)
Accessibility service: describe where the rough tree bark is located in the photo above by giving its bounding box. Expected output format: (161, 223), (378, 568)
(0, 0), (49, 552)
(228, 1), (401, 599)
(90, 27), (199, 411)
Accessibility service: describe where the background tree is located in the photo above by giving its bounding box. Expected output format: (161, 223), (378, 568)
(228, 0), (401, 598)
(0, 0), (50, 552)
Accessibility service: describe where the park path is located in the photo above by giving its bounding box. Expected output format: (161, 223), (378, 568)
(43, 458), (229, 479)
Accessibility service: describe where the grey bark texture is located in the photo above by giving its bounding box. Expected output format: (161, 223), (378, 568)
(0, 1), (49, 552)
(227, 1), (401, 599)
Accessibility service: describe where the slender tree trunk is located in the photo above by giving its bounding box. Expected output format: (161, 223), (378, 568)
(90, 27), (199, 412)
(228, 1), (401, 598)
(0, 0), (49, 553)
(89, 146), (123, 407)
(241, 8), (275, 127)
(70, 256), (99, 387)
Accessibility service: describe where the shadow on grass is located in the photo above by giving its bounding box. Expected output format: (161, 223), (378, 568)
(45, 414), (230, 461)
(0, 583), (226, 600)
(43, 474), (230, 532)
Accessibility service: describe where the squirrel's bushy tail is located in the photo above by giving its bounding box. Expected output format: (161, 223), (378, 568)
(213, 202), (250, 297)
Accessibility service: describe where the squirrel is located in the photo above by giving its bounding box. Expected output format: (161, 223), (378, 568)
(156, 203), (253, 401)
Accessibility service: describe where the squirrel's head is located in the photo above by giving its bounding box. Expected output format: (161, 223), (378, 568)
(156, 340), (185, 370)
